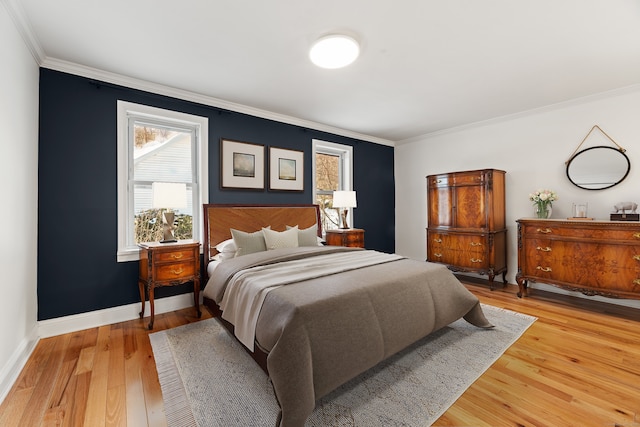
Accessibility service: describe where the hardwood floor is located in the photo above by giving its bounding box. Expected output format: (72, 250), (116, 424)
(0, 282), (638, 426)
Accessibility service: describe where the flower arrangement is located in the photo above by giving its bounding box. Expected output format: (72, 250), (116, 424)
(529, 189), (558, 218)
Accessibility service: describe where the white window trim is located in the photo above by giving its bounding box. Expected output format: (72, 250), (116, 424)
(116, 101), (209, 262)
(312, 139), (354, 228)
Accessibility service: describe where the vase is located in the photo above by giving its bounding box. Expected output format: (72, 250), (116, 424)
(535, 204), (552, 219)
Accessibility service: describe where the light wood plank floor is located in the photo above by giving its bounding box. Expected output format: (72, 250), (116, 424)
(0, 281), (638, 426)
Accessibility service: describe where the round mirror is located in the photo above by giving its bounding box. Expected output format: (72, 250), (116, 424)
(566, 146), (630, 190)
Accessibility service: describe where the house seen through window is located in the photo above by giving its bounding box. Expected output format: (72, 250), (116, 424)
(133, 123), (194, 243)
(117, 101), (208, 261)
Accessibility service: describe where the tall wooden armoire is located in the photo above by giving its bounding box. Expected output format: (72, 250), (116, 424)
(426, 168), (507, 288)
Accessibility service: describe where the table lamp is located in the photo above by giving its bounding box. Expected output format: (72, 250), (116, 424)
(152, 182), (187, 243)
(333, 190), (357, 229)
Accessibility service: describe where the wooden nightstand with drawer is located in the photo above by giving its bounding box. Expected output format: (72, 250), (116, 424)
(325, 228), (365, 248)
(138, 240), (201, 330)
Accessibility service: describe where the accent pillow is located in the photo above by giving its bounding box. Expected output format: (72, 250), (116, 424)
(286, 224), (322, 247)
(262, 226), (299, 250)
(231, 228), (268, 256)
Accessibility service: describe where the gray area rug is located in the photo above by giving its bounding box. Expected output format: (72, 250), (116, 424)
(150, 304), (536, 427)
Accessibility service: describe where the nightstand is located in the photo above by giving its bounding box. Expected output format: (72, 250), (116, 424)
(138, 240), (201, 330)
(325, 228), (365, 248)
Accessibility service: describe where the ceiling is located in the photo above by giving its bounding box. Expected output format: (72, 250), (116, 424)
(15, 0), (640, 143)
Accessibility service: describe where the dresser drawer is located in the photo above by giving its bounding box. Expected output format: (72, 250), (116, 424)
(427, 237), (490, 269)
(452, 171), (486, 186)
(428, 231), (487, 253)
(155, 248), (196, 263)
(155, 261), (196, 281)
(427, 174), (450, 188)
(523, 222), (640, 243)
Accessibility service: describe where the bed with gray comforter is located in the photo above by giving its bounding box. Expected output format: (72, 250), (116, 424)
(203, 245), (493, 427)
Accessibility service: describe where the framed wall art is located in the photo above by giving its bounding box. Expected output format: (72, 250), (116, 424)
(269, 147), (304, 191)
(220, 139), (265, 190)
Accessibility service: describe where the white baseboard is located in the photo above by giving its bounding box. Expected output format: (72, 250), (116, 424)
(38, 292), (201, 338)
(0, 293), (200, 406)
(0, 323), (39, 405)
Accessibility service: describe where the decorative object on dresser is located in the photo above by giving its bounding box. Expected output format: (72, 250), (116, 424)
(152, 182), (187, 243)
(516, 219), (640, 300)
(568, 202), (592, 220)
(332, 190), (357, 228)
(611, 201), (639, 221)
(529, 188), (558, 219)
(325, 228), (365, 248)
(138, 240), (201, 329)
(565, 125), (630, 191)
(426, 169), (507, 288)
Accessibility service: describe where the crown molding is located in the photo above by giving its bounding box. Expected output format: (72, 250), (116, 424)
(40, 57), (395, 147)
(398, 83), (640, 145)
(1, 0), (45, 63)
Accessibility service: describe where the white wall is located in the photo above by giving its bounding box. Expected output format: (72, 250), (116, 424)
(395, 86), (640, 309)
(0, 1), (40, 402)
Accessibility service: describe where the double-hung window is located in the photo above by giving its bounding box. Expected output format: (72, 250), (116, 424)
(117, 101), (208, 261)
(312, 139), (353, 233)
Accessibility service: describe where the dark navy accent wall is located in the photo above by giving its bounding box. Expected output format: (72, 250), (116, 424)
(37, 68), (395, 320)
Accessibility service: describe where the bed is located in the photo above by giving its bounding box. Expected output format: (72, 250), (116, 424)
(201, 203), (493, 427)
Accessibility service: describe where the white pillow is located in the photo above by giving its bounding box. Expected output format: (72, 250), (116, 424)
(231, 228), (269, 256)
(286, 224), (321, 247)
(217, 251), (236, 261)
(262, 226), (299, 250)
(215, 238), (237, 254)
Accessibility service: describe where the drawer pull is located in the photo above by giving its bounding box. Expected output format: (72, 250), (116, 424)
(170, 253), (184, 259)
(634, 255), (640, 261)
(536, 246), (552, 252)
(536, 266), (552, 272)
(536, 228), (552, 234)
(634, 233), (640, 239)
(433, 238), (442, 243)
(470, 242), (483, 247)
(634, 279), (640, 285)
(434, 253), (442, 258)
(470, 258), (483, 263)
(170, 268), (184, 275)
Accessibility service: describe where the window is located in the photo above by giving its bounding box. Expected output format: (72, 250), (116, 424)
(117, 101), (208, 261)
(312, 139), (353, 233)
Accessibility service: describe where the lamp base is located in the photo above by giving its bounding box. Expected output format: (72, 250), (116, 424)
(340, 209), (350, 229)
(160, 211), (177, 243)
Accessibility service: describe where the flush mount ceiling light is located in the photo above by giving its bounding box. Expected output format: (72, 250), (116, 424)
(309, 34), (360, 69)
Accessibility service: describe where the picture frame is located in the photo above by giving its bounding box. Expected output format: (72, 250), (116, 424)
(269, 147), (304, 191)
(220, 139), (265, 190)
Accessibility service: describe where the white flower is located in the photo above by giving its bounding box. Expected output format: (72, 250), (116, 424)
(529, 189), (558, 204)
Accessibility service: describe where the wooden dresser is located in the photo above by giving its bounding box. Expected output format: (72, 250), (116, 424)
(516, 219), (640, 299)
(325, 228), (365, 248)
(426, 169), (507, 287)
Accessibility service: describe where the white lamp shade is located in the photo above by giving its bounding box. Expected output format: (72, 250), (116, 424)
(333, 190), (357, 208)
(152, 182), (187, 209)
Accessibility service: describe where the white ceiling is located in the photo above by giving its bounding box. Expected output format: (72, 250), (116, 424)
(15, 0), (640, 143)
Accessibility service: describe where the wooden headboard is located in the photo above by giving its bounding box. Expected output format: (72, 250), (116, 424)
(202, 204), (322, 262)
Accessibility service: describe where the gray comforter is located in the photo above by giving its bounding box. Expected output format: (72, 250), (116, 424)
(203, 246), (493, 427)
